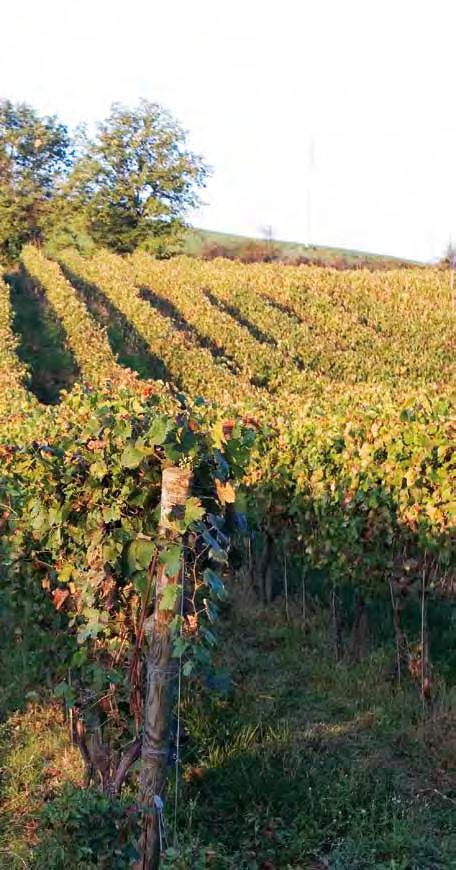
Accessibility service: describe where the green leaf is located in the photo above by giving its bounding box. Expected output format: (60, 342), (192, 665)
(201, 529), (228, 564)
(172, 635), (189, 658)
(133, 570), (150, 597)
(211, 421), (226, 450)
(121, 443), (144, 469)
(209, 544), (228, 565)
(77, 619), (103, 643)
(201, 627), (217, 648)
(182, 660), (194, 676)
(102, 504), (121, 523)
(135, 539), (155, 569)
(103, 540), (120, 565)
(58, 563), (74, 583)
(159, 543), (182, 577)
(235, 489), (248, 513)
(163, 442), (181, 463)
(203, 568), (226, 599)
(204, 599), (218, 623)
(54, 681), (76, 708)
(89, 460), (108, 479)
(159, 583), (179, 611)
(31, 508), (48, 532)
(71, 647), (88, 667)
(184, 497), (205, 526)
(127, 538), (155, 573)
(148, 416), (168, 445)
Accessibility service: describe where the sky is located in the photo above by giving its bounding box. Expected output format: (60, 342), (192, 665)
(2, 0), (456, 261)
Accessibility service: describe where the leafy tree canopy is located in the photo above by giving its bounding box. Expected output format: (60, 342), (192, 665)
(0, 99), (72, 260)
(0, 98), (209, 260)
(67, 100), (209, 253)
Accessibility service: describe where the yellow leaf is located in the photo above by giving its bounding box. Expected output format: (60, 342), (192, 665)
(211, 421), (226, 450)
(216, 480), (236, 504)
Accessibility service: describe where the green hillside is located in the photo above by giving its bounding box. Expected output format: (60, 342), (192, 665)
(183, 227), (418, 266)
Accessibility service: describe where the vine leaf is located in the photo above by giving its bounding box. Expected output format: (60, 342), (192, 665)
(52, 588), (70, 610)
(128, 538), (155, 573)
(159, 583), (179, 611)
(148, 416), (168, 445)
(184, 497), (205, 525)
(159, 544), (183, 577)
(203, 568), (226, 599)
(121, 443), (144, 468)
(215, 479), (236, 504)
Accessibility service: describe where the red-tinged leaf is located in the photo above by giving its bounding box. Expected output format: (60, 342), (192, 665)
(52, 588), (70, 611)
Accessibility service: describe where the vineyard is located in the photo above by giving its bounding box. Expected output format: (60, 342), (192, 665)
(1, 247), (455, 868)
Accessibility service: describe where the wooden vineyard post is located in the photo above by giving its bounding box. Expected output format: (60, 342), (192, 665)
(331, 584), (342, 663)
(301, 564), (307, 632)
(135, 466), (192, 870)
(389, 578), (404, 687)
(349, 593), (368, 662)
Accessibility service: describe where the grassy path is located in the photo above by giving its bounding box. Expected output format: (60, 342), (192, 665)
(0, 603), (454, 868)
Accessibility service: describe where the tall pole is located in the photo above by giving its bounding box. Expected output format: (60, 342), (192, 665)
(307, 137), (315, 246)
(135, 466), (192, 870)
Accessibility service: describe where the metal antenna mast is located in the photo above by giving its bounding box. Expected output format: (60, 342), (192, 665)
(307, 137), (315, 246)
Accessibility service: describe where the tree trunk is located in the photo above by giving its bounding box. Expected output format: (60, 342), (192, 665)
(135, 466), (192, 870)
(72, 710), (141, 797)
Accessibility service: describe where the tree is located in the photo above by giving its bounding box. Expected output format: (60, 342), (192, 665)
(68, 100), (209, 254)
(0, 100), (72, 261)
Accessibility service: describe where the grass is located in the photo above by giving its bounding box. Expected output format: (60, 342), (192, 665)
(0, 594), (454, 868)
(172, 601), (456, 868)
(0, 705), (84, 868)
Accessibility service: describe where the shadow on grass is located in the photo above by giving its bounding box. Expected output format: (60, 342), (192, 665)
(59, 264), (173, 384)
(1, 603), (454, 868)
(0, 592), (73, 719)
(6, 271), (80, 404)
(174, 610), (456, 868)
(178, 729), (453, 867)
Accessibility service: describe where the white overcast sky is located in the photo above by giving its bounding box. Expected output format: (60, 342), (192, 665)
(1, 0), (456, 261)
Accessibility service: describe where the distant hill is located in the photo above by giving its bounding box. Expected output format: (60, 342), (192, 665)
(183, 227), (418, 268)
